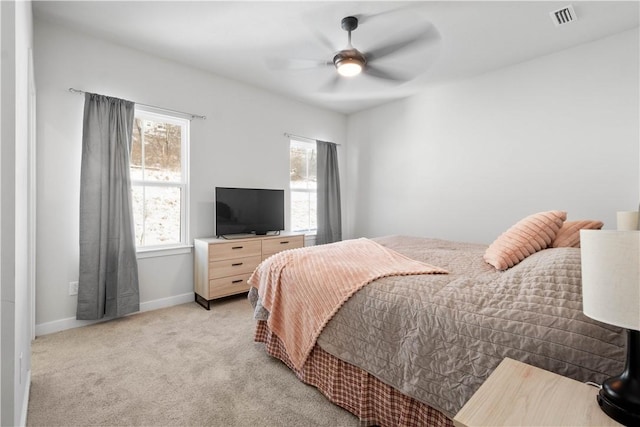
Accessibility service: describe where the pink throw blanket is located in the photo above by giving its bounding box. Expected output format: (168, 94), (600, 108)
(248, 238), (448, 370)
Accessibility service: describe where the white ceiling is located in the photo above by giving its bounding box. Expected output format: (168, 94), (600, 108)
(32, 1), (640, 114)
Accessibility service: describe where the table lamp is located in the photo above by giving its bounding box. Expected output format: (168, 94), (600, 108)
(580, 229), (640, 426)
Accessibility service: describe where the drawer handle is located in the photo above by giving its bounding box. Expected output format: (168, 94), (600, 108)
(280, 241), (290, 244)
(232, 279), (243, 284)
(232, 262), (243, 267)
(232, 246), (243, 250)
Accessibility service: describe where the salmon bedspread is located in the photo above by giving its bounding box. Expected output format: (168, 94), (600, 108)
(247, 238), (447, 370)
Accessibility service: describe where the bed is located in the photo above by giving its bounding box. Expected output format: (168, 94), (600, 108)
(248, 232), (625, 426)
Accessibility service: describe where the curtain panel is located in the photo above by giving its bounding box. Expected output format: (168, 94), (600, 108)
(316, 140), (342, 245)
(77, 92), (140, 320)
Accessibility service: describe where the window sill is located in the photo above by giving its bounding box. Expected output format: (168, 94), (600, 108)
(136, 244), (193, 259)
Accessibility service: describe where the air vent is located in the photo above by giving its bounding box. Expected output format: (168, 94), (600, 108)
(551, 5), (577, 26)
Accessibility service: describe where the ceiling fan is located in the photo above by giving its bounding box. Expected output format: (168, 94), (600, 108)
(271, 14), (439, 90)
(333, 16), (368, 77)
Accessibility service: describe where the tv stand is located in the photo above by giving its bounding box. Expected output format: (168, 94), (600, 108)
(193, 232), (305, 309)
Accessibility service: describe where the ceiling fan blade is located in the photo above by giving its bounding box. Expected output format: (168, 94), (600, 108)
(364, 65), (407, 82)
(366, 24), (440, 62)
(266, 57), (332, 70)
(352, 5), (416, 25)
(319, 74), (342, 92)
(311, 30), (337, 53)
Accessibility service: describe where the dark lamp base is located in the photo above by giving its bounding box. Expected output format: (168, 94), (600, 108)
(598, 389), (640, 426)
(597, 329), (640, 426)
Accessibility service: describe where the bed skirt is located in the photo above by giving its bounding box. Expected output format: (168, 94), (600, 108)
(254, 321), (453, 427)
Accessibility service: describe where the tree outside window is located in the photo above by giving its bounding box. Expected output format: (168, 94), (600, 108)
(130, 109), (189, 248)
(290, 139), (317, 233)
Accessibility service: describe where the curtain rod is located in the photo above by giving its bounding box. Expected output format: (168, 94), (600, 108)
(68, 88), (206, 120)
(284, 132), (341, 145)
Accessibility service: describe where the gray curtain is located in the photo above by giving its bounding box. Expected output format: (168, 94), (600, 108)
(77, 93), (140, 320)
(316, 140), (342, 245)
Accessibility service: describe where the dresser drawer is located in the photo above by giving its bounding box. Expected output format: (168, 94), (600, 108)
(208, 240), (261, 261)
(262, 235), (304, 257)
(209, 255), (261, 279)
(209, 273), (252, 298)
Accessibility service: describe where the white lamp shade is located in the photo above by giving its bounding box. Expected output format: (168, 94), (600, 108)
(617, 211), (640, 231)
(580, 230), (640, 330)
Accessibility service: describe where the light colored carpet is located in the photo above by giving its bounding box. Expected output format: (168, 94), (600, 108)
(27, 295), (358, 426)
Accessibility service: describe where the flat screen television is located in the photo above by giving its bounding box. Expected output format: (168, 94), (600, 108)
(215, 187), (285, 237)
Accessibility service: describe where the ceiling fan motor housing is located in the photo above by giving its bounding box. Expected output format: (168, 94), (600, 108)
(333, 49), (366, 66)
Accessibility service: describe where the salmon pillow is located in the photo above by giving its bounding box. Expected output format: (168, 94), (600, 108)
(551, 220), (603, 248)
(484, 210), (567, 270)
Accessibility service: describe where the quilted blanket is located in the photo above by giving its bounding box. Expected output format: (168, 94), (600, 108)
(250, 235), (627, 419)
(316, 236), (626, 417)
(247, 238), (447, 370)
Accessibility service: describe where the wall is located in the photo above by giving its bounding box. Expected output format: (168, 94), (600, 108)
(34, 19), (347, 333)
(346, 28), (639, 244)
(1, 0), (34, 424)
(32, 14), (640, 332)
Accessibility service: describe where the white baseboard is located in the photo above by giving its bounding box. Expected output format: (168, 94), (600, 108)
(35, 292), (194, 336)
(139, 292), (194, 312)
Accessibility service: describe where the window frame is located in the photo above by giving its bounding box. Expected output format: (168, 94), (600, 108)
(131, 107), (191, 256)
(289, 138), (317, 235)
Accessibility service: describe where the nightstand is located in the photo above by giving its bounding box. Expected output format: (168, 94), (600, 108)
(453, 358), (622, 427)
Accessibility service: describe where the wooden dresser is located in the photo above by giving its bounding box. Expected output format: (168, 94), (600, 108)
(193, 232), (304, 309)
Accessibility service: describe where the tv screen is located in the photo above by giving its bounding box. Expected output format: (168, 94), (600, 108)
(215, 187), (285, 236)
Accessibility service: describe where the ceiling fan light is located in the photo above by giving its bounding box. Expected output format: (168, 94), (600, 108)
(336, 58), (363, 77)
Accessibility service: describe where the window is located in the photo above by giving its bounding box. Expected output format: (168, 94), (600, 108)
(130, 108), (189, 249)
(289, 139), (317, 233)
